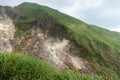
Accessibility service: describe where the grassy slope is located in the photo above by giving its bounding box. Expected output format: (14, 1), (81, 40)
(12, 2), (120, 80)
(0, 53), (102, 80)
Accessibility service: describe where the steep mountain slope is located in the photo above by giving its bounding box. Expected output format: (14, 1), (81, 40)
(0, 2), (120, 80)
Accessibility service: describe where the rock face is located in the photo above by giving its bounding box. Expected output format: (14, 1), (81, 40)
(0, 7), (16, 52)
(14, 26), (91, 73)
(0, 6), (91, 73)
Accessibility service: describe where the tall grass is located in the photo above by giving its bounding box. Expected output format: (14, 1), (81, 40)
(0, 53), (103, 80)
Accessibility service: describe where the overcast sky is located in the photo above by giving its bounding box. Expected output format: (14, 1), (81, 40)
(0, 0), (120, 32)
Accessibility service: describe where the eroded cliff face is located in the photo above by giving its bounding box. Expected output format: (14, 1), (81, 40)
(0, 6), (91, 73)
(14, 26), (91, 73)
(0, 7), (16, 52)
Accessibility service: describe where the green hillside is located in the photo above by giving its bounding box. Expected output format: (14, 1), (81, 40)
(1, 2), (120, 80)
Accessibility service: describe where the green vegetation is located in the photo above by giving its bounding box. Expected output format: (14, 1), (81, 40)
(9, 2), (120, 80)
(0, 53), (103, 80)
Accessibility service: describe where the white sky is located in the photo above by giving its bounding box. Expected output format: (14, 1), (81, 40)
(0, 0), (120, 32)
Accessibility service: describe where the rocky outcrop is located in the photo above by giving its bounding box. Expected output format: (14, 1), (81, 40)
(14, 25), (91, 73)
(0, 7), (16, 52)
